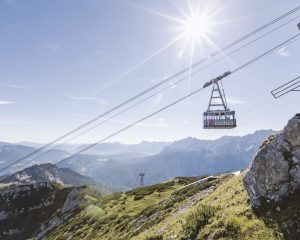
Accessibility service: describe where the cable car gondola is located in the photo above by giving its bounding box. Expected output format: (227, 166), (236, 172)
(203, 75), (236, 129)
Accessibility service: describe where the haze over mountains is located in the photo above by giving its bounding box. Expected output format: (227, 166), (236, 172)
(0, 130), (274, 191)
(0, 143), (69, 174)
(19, 141), (170, 155)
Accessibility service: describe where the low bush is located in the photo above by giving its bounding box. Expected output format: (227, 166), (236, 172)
(100, 192), (122, 204)
(175, 176), (199, 185)
(224, 216), (241, 237)
(86, 204), (106, 220)
(180, 205), (220, 240)
(127, 181), (175, 197)
(133, 195), (144, 201)
(145, 235), (163, 240)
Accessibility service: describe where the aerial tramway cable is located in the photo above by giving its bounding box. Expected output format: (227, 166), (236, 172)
(1, 7), (300, 173)
(28, 14), (300, 163)
(53, 33), (300, 166)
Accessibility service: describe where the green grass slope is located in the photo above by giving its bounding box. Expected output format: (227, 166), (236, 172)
(46, 173), (300, 240)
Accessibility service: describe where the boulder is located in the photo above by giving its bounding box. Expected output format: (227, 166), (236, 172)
(243, 113), (300, 207)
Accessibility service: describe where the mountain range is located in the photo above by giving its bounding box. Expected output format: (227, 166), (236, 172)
(57, 130), (273, 190)
(0, 130), (274, 190)
(0, 120), (299, 240)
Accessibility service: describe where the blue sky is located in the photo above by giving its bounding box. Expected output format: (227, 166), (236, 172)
(0, 0), (299, 144)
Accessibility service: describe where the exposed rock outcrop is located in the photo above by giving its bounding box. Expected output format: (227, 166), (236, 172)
(244, 114), (300, 207)
(0, 182), (86, 240)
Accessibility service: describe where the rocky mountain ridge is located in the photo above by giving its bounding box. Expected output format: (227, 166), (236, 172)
(244, 113), (300, 206)
(0, 163), (111, 195)
(0, 163), (96, 187)
(0, 182), (87, 240)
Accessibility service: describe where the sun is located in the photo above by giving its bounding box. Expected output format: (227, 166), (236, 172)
(182, 14), (211, 41)
(137, 1), (233, 92)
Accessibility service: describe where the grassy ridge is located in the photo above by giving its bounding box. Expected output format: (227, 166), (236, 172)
(46, 174), (300, 240)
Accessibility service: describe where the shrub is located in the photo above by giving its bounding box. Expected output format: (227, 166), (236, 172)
(145, 235), (163, 240)
(176, 176), (199, 185)
(268, 135), (275, 141)
(100, 192), (122, 204)
(86, 205), (106, 220)
(180, 205), (220, 239)
(172, 178), (221, 202)
(224, 216), (241, 237)
(133, 195), (144, 201)
(127, 181), (175, 197)
(142, 205), (157, 217)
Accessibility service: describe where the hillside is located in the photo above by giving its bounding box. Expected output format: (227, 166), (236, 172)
(44, 115), (300, 240)
(44, 173), (300, 239)
(0, 114), (298, 240)
(0, 163), (111, 194)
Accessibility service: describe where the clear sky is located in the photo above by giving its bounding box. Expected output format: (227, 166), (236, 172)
(0, 0), (299, 144)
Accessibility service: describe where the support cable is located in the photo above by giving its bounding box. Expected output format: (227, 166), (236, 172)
(52, 33), (300, 166)
(1, 8), (300, 173)
(21, 14), (300, 163)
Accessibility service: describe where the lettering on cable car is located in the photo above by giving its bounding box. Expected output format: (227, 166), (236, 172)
(215, 121), (234, 126)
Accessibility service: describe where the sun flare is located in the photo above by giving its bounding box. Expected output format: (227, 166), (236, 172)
(139, 1), (231, 91)
(182, 14), (211, 41)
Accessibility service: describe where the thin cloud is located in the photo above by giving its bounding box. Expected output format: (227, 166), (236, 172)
(0, 82), (31, 89)
(65, 94), (106, 105)
(0, 100), (15, 105)
(276, 47), (291, 57)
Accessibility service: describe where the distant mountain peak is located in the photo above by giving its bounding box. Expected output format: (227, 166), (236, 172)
(0, 163), (96, 187)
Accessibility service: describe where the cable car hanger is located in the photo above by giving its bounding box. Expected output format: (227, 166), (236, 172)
(202, 72), (237, 129)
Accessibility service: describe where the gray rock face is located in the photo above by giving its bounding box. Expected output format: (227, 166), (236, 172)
(244, 114), (300, 207)
(0, 182), (86, 239)
(37, 186), (86, 239)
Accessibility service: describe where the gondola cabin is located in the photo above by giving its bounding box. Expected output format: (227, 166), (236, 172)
(203, 76), (237, 129)
(203, 110), (236, 129)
